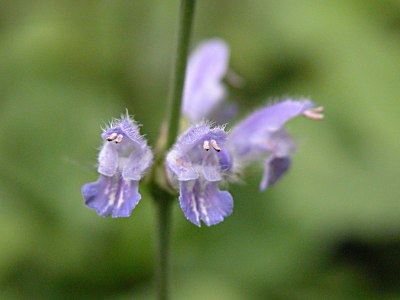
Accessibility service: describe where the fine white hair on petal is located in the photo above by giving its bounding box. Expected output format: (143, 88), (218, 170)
(102, 110), (148, 146)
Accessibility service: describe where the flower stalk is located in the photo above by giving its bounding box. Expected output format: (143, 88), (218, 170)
(155, 1), (196, 299)
(165, 0), (196, 151)
(155, 192), (173, 300)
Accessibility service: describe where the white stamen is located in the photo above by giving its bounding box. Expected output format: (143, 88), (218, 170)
(304, 107), (324, 120)
(115, 134), (124, 143)
(106, 132), (118, 141)
(203, 140), (210, 151)
(210, 139), (221, 152)
(313, 106), (324, 113)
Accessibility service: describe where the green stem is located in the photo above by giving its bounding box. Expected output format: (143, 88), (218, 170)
(154, 1), (196, 300)
(155, 195), (173, 300)
(165, 0), (196, 150)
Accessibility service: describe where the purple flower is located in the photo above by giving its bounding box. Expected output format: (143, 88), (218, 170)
(82, 113), (153, 218)
(182, 39), (230, 123)
(227, 100), (324, 190)
(166, 123), (233, 227)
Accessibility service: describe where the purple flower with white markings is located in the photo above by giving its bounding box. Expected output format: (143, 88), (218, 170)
(82, 113), (153, 218)
(182, 39), (230, 123)
(227, 100), (324, 190)
(166, 123), (233, 227)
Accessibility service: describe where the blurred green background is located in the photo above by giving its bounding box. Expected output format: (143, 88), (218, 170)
(1, 0), (400, 299)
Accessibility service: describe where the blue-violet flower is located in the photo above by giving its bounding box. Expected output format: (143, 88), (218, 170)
(227, 99), (324, 190)
(182, 39), (230, 123)
(166, 123), (233, 227)
(82, 113), (153, 218)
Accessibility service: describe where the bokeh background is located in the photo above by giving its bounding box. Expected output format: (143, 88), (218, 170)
(1, 0), (400, 299)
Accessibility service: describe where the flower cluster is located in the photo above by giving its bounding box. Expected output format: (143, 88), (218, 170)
(82, 39), (323, 226)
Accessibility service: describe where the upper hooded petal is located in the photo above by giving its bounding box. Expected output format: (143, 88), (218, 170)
(166, 123), (228, 182)
(176, 123), (226, 152)
(101, 113), (147, 151)
(228, 100), (313, 161)
(182, 39), (230, 122)
(99, 112), (153, 181)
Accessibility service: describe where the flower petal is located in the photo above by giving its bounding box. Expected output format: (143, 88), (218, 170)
(217, 148), (233, 172)
(179, 181), (233, 227)
(177, 123), (226, 152)
(166, 124), (228, 182)
(260, 156), (291, 191)
(98, 142), (118, 176)
(112, 179), (141, 218)
(202, 153), (222, 182)
(122, 146), (153, 181)
(166, 150), (199, 181)
(202, 182), (233, 226)
(102, 113), (144, 146)
(179, 181), (201, 226)
(182, 39), (230, 122)
(209, 102), (238, 125)
(229, 100), (313, 156)
(234, 100), (313, 134)
(82, 175), (141, 218)
(227, 100), (313, 169)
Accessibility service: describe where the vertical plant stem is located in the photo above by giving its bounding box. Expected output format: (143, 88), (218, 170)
(165, 0), (196, 150)
(154, 1), (196, 300)
(155, 195), (173, 300)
